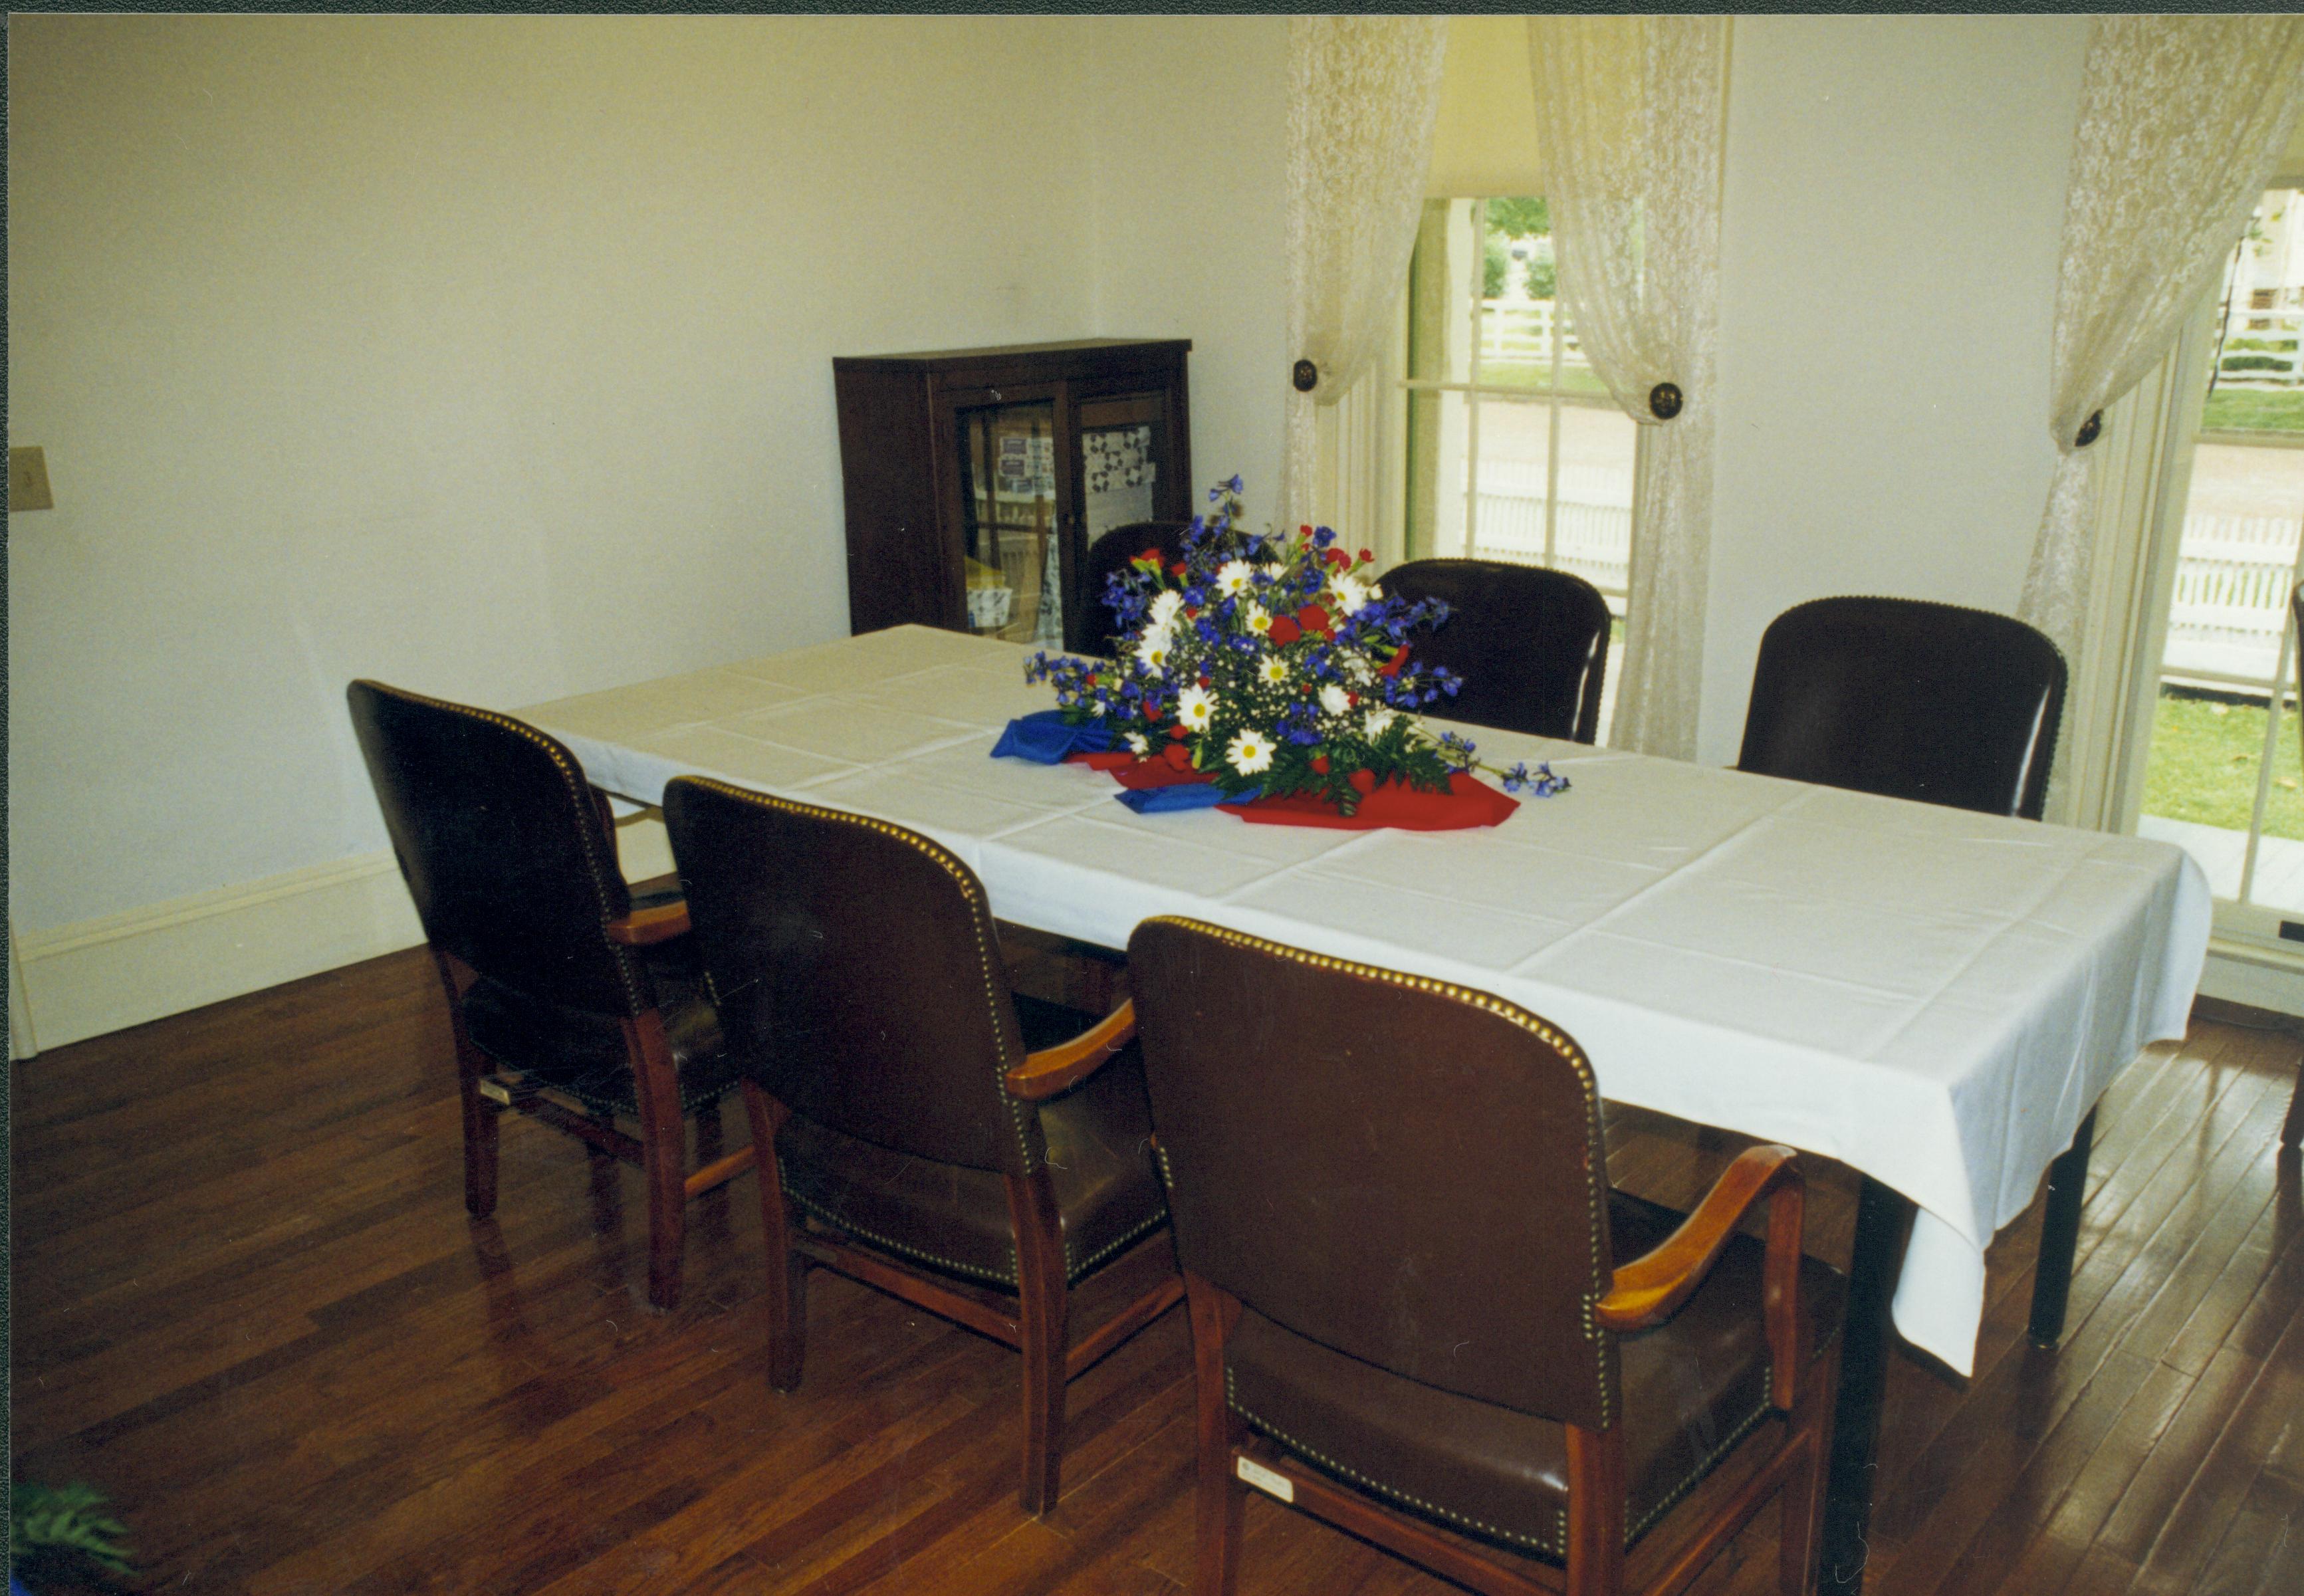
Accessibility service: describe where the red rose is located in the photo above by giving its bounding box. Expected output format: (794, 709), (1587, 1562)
(1359, 548), (1373, 564)
(1170, 562), (1188, 578)
(1380, 645), (1409, 677)
(1143, 702), (1162, 721)
(1296, 604), (1333, 637)
(1138, 548), (1162, 564)
(1268, 616), (1303, 645)
(1163, 740), (1194, 768)
(1310, 754), (1331, 774)
(1167, 725), (1190, 742)
(1324, 548), (1351, 569)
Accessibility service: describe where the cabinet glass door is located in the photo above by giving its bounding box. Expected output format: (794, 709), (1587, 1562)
(1077, 394), (1172, 545)
(957, 401), (1062, 647)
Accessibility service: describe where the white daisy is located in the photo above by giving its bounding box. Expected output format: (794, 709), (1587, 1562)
(1242, 602), (1272, 636)
(1134, 628), (1173, 676)
(1226, 728), (1276, 776)
(1319, 684), (1351, 717)
(1258, 655), (1289, 685)
(1147, 590), (1185, 628)
(1125, 731), (1150, 755)
(1214, 559), (1254, 597)
(1327, 572), (1371, 615)
(1344, 653), (1375, 685)
(1176, 685), (1216, 730)
(1363, 707), (1398, 737)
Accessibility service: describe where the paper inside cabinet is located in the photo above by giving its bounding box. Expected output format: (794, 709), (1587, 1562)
(833, 340), (1192, 652)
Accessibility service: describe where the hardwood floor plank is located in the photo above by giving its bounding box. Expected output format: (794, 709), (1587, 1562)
(13, 951), (2304, 1595)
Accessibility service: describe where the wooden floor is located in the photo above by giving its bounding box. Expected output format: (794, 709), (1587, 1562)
(12, 947), (2304, 1595)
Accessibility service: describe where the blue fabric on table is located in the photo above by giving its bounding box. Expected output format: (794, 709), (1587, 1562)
(990, 710), (1116, 764)
(1114, 783), (1233, 814)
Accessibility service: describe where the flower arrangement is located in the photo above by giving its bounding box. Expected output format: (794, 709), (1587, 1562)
(1024, 477), (1567, 816)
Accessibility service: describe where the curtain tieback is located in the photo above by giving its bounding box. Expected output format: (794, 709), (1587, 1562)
(1649, 382), (1683, 420)
(1292, 360), (1320, 394)
(2073, 410), (2103, 448)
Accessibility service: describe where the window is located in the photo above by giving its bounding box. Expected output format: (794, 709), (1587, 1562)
(1399, 196), (1637, 739)
(2131, 187), (2304, 933)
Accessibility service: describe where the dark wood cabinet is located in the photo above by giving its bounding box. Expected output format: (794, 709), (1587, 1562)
(834, 339), (1192, 655)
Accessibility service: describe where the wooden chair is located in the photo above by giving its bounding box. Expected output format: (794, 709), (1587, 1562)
(1072, 518), (1218, 659)
(1736, 596), (2067, 820)
(659, 776), (1183, 1513)
(346, 680), (751, 1311)
(1126, 917), (1845, 1596)
(1383, 559), (1614, 742)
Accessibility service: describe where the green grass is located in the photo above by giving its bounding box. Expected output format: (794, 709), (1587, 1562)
(2200, 388), (2304, 433)
(2141, 688), (2304, 838)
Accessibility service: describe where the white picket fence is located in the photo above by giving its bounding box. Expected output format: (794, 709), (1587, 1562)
(1456, 460), (1631, 596)
(2164, 513), (2303, 683)
(1478, 302), (1590, 370)
(2214, 304), (2304, 388)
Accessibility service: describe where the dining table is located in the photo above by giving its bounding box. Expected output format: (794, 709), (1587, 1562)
(518, 622), (2212, 1594)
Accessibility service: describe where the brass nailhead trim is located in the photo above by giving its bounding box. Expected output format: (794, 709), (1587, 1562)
(365, 682), (648, 1016)
(677, 778), (1042, 1173)
(1228, 1369), (1565, 1557)
(1068, 1208), (1168, 1282)
(1230, 1367), (1778, 1557)
(1625, 1393), (1773, 1544)
(1150, 916), (1616, 1423)
(785, 1181), (1020, 1288)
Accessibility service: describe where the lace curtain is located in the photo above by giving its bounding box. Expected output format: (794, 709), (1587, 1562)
(2019, 17), (2304, 696)
(1527, 17), (1726, 762)
(1280, 17), (1448, 532)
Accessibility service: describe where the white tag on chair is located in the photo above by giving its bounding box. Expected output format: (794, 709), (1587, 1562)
(1236, 1455), (1294, 1502)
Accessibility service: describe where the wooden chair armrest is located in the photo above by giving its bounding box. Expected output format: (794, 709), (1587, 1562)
(1595, 1144), (1803, 1334)
(1004, 1001), (1137, 1100)
(604, 899), (692, 947)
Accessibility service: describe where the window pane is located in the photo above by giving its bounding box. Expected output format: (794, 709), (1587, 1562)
(1399, 194), (1636, 742)
(2135, 187), (2304, 908)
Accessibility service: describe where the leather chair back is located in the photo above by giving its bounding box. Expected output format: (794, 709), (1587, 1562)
(1127, 917), (1618, 1434)
(661, 776), (1040, 1177)
(347, 680), (645, 1017)
(1383, 559), (1613, 742)
(1072, 520), (1216, 659)
(1737, 596), (2066, 820)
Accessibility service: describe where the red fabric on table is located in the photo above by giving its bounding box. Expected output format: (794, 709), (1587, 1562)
(1230, 770), (1519, 831)
(1064, 752), (1518, 830)
(1064, 750), (1217, 789)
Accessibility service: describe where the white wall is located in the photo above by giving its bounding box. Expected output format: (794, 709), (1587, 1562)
(1082, 17), (1291, 514)
(7, 16), (1105, 933)
(6, 15), (2117, 1042)
(1704, 15), (2090, 762)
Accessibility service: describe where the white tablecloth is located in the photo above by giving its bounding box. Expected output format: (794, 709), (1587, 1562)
(521, 625), (2212, 1376)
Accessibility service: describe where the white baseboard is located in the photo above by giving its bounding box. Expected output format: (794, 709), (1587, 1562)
(15, 852), (427, 1054)
(2198, 938), (2304, 1018)
(12, 812), (679, 1056)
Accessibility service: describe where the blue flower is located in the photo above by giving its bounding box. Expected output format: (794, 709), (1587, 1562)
(1312, 526), (1336, 548)
(1502, 761), (1570, 797)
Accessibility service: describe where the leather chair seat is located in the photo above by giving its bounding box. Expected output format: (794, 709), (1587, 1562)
(775, 997), (1167, 1288)
(1222, 1190), (1847, 1561)
(462, 935), (737, 1117)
